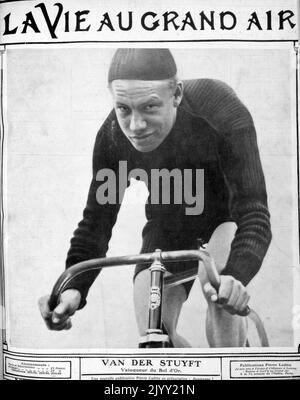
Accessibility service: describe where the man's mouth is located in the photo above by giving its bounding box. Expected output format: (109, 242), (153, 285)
(130, 132), (153, 141)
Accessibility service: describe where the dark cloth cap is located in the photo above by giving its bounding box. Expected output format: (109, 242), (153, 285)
(108, 48), (177, 82)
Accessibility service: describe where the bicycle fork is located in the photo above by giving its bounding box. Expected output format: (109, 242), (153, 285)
(138, 249), (171, 348)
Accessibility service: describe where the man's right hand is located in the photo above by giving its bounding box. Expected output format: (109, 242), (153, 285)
(38, 289), (81, 331)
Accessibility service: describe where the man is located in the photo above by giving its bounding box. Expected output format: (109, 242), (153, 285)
(39, 49), (271, 347)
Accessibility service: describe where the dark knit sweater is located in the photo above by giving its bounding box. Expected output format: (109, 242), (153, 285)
(64, 79), (272, 309)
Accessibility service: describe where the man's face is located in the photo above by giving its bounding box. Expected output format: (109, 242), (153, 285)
(110, 79), (181, 152)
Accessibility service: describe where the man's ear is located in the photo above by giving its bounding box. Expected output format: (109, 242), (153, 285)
(173, 81), (183, 107)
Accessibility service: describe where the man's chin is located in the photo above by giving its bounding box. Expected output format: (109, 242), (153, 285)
(132, 141), (160, 153)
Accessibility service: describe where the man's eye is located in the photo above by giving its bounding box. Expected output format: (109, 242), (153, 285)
(145, 104), (158, 111)
(117, 105), (129, 113)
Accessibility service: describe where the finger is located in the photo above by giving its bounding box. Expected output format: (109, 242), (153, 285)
(52, 302), (71, 324)
(60, 289), (81, 314)
(227, 284), (241, 308)
(44, 318), (55, 330)
(64, 319), (72, 330)
(52, 319), (72, 331)
(238, 293), (250, 313)
(38, 296), (52, 320)
(198, 262), (210, 286)
(49, 318), (72, 331)
(203, 282), (218, 302)
(44, 317), (64, 330)
(218, 280), (233, 304)
(232, 288), (248, 311)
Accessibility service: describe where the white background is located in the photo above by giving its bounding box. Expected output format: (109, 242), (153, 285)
(2, 44), (299, 349)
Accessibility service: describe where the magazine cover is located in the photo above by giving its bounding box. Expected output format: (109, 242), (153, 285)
(0, 0), (299, 381)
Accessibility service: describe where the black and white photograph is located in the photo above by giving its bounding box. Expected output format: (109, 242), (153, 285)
(0, 0), (299, 380)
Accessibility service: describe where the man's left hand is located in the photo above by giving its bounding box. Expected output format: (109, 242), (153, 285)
(203, 275), (250, 315)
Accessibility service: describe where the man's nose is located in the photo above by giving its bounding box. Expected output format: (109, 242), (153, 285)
(129, 112), (146, 132)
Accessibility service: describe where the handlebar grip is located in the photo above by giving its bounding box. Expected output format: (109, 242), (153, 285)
(47, 267), (74, 312)
(237, 305), (250, 317)
(48, 291), (59, 312)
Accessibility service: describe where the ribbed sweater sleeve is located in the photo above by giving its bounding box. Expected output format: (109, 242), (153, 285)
(64, 112), (120, 308)
(183, 79), (272, 285)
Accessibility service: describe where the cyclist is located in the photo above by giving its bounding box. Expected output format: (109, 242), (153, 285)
(39, 49), (271, 347)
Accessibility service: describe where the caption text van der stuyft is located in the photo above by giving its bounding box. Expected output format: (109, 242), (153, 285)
(2, 3), (297, 39)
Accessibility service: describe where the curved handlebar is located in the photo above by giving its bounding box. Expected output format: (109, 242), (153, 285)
(49, 249), (206, 311)
(48, 248), (250, 317)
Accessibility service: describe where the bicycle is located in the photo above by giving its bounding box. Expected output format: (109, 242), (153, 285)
(49, 245), (269, 348)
